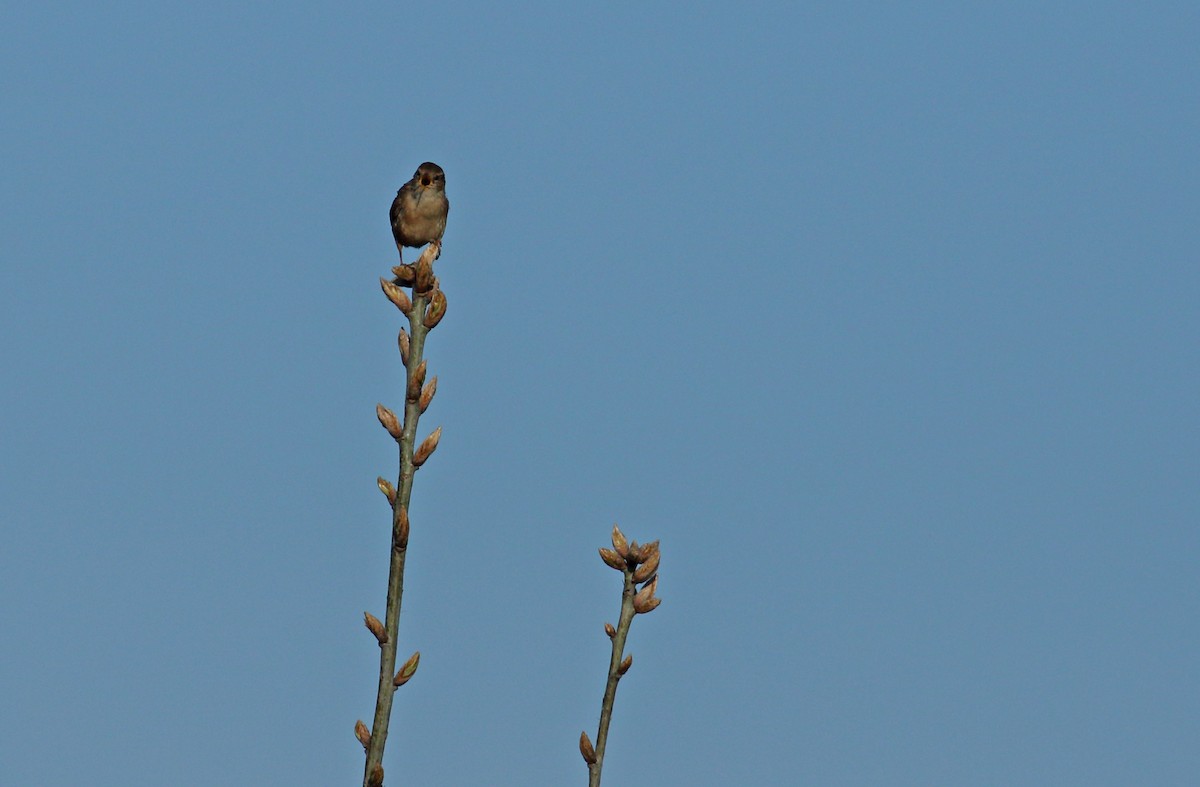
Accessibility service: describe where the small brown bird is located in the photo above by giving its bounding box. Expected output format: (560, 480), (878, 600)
(390, 162), (449, 263)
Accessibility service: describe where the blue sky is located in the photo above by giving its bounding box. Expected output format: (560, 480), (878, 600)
(2, 2), (1197, 785)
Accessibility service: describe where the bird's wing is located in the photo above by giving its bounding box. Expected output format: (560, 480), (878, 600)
(389, 191), (405, 244)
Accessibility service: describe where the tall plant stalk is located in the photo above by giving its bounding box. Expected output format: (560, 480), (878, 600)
(580, 526), (662, 785)
(356, 244), (447, 787)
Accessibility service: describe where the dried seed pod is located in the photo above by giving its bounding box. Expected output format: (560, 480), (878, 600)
(364, 612), (388, 645)
(397, 327), (411, 366)
(413, 426), (442, 467)
(611, 524), (629, 559)
(598, 547), (626, 571)
(617, 654), (633, 675)
(579, 731), (597, 765)
(424, 289), (447, 329)
(355, 719), (371, 751)
(377, 476), (396, 505)
(380, 277), (412, 314)
(376, 404), (403, 440)
(393, 650), (421, 687)
(395, 506), (410, 549)
(633, 577), (660, 614)
(632, 549), (660, 584)
(419, 376), (438, 413)
(407, 359), (427, 401)
(604, 622), (616, 640)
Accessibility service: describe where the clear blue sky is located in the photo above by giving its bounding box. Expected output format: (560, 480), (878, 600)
(3, 3), (1197, 785)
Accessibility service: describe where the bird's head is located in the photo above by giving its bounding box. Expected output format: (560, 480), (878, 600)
(411, 162), (446, 205)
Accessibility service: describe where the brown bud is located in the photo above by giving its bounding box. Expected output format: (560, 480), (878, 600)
(635, 596), (662, 614)
(391, 264), (416, 285)
(354, 719), (371, 751)
(377, 476), (396, 506)
(604, 622), (616, 640)
(598, 547), (626, 571)
(413, 426), (442, 467)
(376, 404), (403, 440)
(424, 289), (447, 329)
(632, 549), (660, 584)
(617, 654), (633, 675)
(639, 540), (660, 561)
(419, 376), (438, 413)
(394, 506), (410, 549)
(415, 253), (435, 293)
(397, 327), (411, 366)
(364, 612), (388, 645)
(626, 540), (642, 566)
(633, 576), (661, 614)
(367, 764), (384, 787)
(407, 359), (427, 401)
(611, 524), (629, 559)
(393, 650), (421, 687)
(380, 277), (412, 314)
(579, 731), (597, 765)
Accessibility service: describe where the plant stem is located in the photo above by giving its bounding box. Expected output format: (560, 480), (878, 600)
(589, 568), (637, 787)
(363, 287), (430, 787)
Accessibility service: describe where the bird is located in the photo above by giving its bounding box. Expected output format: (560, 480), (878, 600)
(390, 162), (449, 263)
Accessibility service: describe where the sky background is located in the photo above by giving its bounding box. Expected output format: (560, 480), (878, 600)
(2, 2), (1198, 785)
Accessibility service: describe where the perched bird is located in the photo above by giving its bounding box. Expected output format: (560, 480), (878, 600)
(390, 162), (449, 263)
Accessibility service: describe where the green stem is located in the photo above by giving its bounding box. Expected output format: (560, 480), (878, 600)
(589, 568), (637, 787)
(363, 288), (430, 787)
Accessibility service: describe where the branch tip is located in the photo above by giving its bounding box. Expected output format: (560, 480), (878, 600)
(415, 255), (435, 292)
(611, 525), (629, 559)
